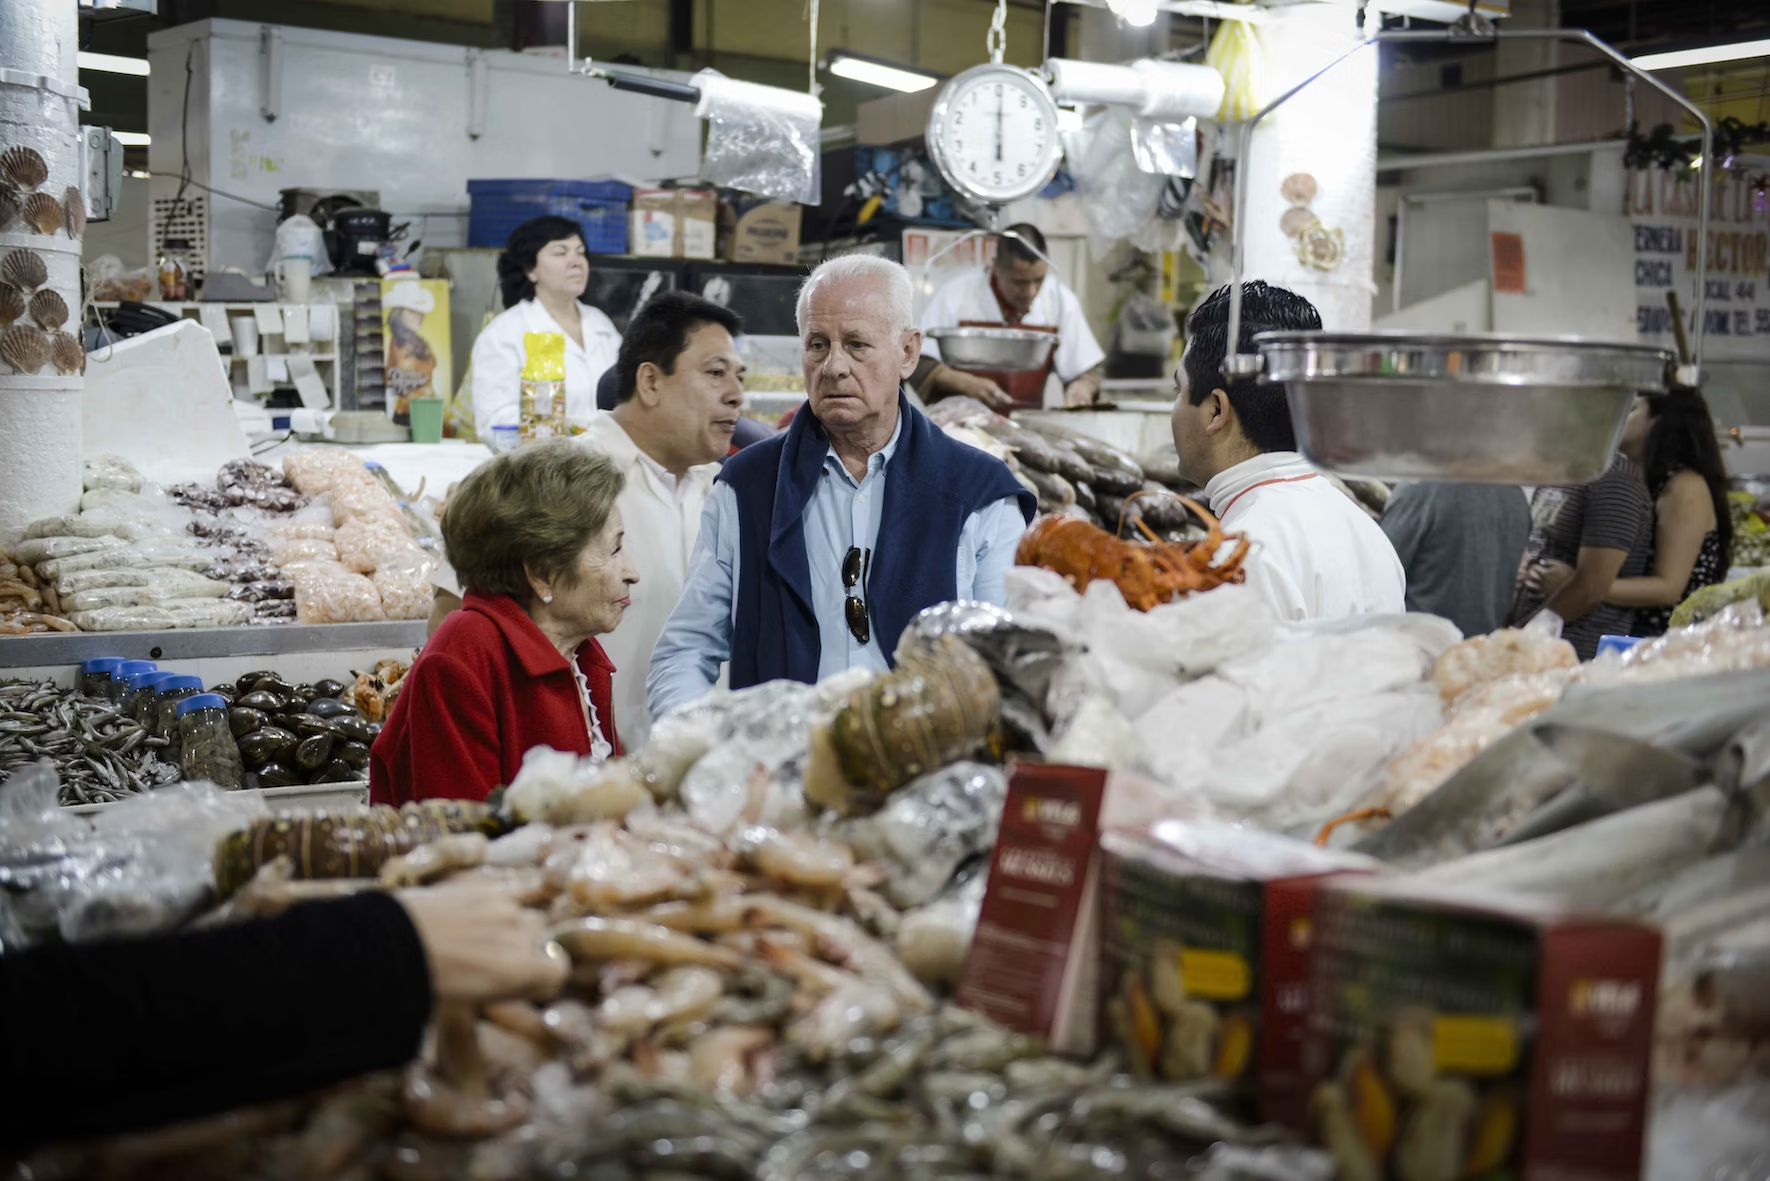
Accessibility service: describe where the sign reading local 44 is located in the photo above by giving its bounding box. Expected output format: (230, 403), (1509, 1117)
(1630, 165), (1770, 361)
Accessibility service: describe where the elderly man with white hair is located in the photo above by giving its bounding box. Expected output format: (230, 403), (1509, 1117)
(647, 255), (1035, 716)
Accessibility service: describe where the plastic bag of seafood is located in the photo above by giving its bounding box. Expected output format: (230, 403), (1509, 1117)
(0, 771), (267, 948)
(839, 760), (1006, 907)
(896, 601), (1070, 752)
(83, 453), (144, 494)
(1304, 876), (1660, 1181)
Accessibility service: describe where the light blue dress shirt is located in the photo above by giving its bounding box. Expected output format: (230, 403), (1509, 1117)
(647, 412), (1028, 721)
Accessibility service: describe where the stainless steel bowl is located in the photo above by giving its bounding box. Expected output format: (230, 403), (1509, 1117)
(1254, 332), (1675, 484)
(928, 327), (1059, 373)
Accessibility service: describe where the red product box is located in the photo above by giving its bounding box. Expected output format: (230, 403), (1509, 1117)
(954, 763), (1110, 1055)
(1306, 876), (1661, 1181)
(1097, 819), (1377, 1127)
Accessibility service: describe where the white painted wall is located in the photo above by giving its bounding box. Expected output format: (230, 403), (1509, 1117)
(145, 19), (705, 276)
(1488, 199), (1636, 341)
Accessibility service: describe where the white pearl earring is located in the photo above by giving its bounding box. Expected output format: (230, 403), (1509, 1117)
(542, 593), (553, 604)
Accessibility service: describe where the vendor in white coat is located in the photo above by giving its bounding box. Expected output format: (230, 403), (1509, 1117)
(432, 291), (745, 746)
(917, 223), (1105, 411)
(1172, 281), (1405, 622)
(463, 215), (622, 435)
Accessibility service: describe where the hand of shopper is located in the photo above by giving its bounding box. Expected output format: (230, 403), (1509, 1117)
(1524, 558), (1575, 599)
(398, 880), (569, 1005)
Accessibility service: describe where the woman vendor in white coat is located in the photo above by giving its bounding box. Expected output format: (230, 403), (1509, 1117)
(463, 215), (622, 435)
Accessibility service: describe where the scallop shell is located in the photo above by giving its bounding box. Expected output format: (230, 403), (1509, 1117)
(0, 284), (24, 328)
(49, 330), (83, 376)
(0, 188), (19, 233)
(22, 192), (62, 236)
(1, 249), (47, 291)
(0, 146), (49, 191)
(64, 187), (87, 240)
(0, 324), (50, 374)
(29, 288), (68, 331)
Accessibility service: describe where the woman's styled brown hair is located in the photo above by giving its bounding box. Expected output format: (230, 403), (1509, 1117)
(442, 441), (624, 600)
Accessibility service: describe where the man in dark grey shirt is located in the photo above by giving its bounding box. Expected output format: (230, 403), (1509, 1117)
(1381, 483), (1532, 638)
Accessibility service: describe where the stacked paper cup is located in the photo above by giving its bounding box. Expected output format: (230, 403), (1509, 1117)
(0, 0), (87, 532)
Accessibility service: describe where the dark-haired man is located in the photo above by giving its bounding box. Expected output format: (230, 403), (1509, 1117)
(918, 223), (1105, 410)
(1173, 281), (1405, 622)
(432, 290), (745, 744)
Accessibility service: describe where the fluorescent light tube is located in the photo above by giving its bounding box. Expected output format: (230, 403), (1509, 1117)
(78, 51), (151, 76)
(828, 54), (938, 93)
(1632, 38), (1770, 72)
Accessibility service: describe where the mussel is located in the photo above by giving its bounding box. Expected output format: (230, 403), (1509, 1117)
(256, 762), (302, 787)
(236, 689), (285, 712)
(312, 759), (358, 784)
(292, 714), (344, 741)
(335, 715), (379, 745)
(235, 670), (275, 696)
(312, 679), (346, 699)
(295, 732), (335, 770)
(336, 740), (370, 770)
(307, 698), (360, 720)
(239, 726), (298, 766)
(229, 707), (268, 738)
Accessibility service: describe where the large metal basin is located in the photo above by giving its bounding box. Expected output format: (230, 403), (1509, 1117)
(1254, 332), (1675, 484)
(929, 327), (1058, 373)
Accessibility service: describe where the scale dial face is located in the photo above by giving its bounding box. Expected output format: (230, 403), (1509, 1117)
(927, 64), (1063, 207)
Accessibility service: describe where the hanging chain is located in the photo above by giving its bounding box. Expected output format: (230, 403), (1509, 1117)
(987, 0), (1008, 64)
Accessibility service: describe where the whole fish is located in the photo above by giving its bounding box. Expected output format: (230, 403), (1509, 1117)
(1358, 669), (1770, 868)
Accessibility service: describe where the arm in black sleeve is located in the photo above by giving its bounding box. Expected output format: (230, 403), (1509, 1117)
(0, 891), (433, 1156)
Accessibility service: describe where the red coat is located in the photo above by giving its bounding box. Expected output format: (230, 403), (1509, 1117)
(369, 592), (622, 806)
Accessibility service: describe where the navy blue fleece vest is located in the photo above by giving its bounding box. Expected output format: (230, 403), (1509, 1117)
(718, 394), (1035, 690)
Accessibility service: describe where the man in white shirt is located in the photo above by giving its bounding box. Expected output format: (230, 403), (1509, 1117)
(1171, 281), (1405, 622)
(433, 291), (745, 745)
(918, 224), (1105, 410)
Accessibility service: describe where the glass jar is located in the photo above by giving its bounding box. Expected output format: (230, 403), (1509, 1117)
(153, 675), (205, 743)
(80, 657), (125, 699)
(112, 660), (158, 705)
(177, 693), (244, 788)
(128, 671), (178, 724)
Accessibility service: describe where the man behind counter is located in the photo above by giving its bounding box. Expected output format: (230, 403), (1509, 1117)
(431, 291), (746, 746)
(916, 223), (1106, 410)
(1171, 281), (1406, 622)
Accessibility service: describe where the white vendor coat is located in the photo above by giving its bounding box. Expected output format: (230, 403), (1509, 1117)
(432, 413), (720, 747)
(1205, 452), (1407, 623)
(467, 298), (621, 433)
(920, 267), (1105, 383)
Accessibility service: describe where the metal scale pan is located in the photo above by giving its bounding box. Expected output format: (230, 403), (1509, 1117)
(1222, 16), (1710, 484)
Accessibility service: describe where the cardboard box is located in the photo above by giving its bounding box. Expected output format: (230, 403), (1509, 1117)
(954, 763), (1109, 1056)
(720, 196), (803, 265)
(1306, 877), (1661, 1181)
(1098, 821), (1377, 1127)
(630, 187), (717, 259)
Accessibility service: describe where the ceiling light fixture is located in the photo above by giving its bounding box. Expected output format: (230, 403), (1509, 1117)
(825, 51), (939, 93)
(112, 131), (151, 146)
(1631, 38), (1770, 72)
(1105, 0), (1159, 27)
(78, 51), (151, 76)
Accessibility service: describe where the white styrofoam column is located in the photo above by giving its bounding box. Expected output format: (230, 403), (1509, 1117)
(1237, 0), (1377, 333)
(0, 0), (84, 537)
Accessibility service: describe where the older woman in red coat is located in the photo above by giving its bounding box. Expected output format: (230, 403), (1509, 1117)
(371, 442), (639, 804)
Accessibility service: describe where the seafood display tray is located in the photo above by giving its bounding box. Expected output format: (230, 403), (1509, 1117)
(62, 781), (370, 817)
(0, 621), (427, 669)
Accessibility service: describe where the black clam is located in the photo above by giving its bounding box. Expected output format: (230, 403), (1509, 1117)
(307, 698), (359, 720)
(228, 707), (268, 738)
(295, 732), (335, 770)
(257, 761), (302, 787)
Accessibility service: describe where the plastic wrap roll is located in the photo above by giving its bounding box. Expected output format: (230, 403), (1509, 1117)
(1131, 60), (1227, 121)
(1046, 59), (1147, 109)
(692, 69), (822, 203)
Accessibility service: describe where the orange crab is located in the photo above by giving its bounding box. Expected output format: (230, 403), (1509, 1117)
(1015, 491), (1250, 610)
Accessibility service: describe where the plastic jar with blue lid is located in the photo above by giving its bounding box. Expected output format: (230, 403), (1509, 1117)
(1596, 634), (1644, 658)
(111, 660), (158, 704)
(127, 671), (179, 724)
(79, 657), (126, 699)
(153, 675), (206, 742)
(176, 693), (244, 788)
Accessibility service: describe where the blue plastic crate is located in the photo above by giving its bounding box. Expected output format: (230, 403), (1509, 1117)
(467, 178), (633, 254)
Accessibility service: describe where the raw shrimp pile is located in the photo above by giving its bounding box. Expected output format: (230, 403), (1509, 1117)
(26, 805), (1310, 1181)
